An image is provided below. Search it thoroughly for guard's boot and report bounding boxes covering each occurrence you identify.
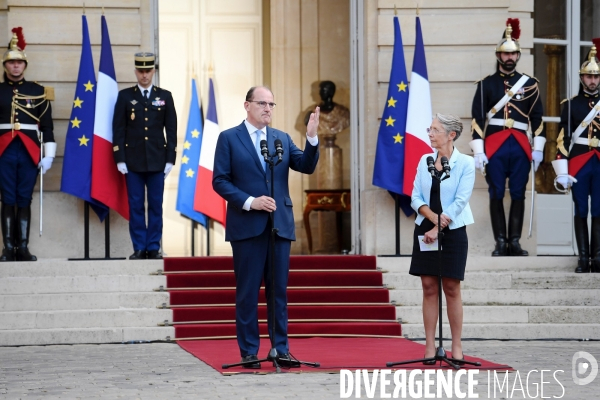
[0,204,16,262]
[574,217,590,273]
[16,206,37,262]
[490,199,508,256]
[507,199,529,256]
[591,217,600,273]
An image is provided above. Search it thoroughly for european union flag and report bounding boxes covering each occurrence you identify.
[176,78,207,226]
[372,15,413,216]
[60,15,108,221]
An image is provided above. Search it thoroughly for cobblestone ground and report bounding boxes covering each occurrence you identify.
[1,340,599,399]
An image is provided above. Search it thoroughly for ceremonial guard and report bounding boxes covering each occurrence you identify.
[112,53,177,260]
[470,19,545,257]
[0,29,55,262]
[552,39,600,273]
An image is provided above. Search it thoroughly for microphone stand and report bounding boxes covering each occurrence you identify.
[387,164,481,370]
[223,142,319,372]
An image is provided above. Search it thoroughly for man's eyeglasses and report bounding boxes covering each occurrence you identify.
[249,101,277,109]
[426,127,445,135]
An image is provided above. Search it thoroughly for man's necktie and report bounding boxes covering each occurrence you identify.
[143,89,149,101]
[255,131,266,171]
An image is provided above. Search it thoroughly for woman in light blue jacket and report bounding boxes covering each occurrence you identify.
[409,113,475,364]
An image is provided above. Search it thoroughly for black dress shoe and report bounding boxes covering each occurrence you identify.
[129,250,147,260]
[241,354,261,369]
[147,250,163,259]
[422,353,436,365]
[276,353,301,368]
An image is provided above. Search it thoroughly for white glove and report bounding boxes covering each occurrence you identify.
[38,157,54,174]
[117,162,128,174]
[532,150,543,172]
[164,163,173,179]
[556,175,572,189]
[473,153,489,173]
[469,139,488,173]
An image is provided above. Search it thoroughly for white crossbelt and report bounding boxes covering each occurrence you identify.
[574,137,600,147]
[569,101,600,152]
[488,118,529,131]
[486,75,530,120]
[0,123,39,132]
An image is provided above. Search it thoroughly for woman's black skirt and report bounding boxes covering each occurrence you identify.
[409,220,468,281]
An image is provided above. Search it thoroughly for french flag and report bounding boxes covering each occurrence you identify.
[402,16,432,196]
[194,78,226,226]
[90,15,129,220]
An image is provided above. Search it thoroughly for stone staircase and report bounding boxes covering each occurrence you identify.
[379,256,600,340]
[0,259,173,346]
[2,256,598,346]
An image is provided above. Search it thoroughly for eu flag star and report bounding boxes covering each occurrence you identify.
[78,134,90,146]
[387,97,397,107]
[83,81,94,92]
[385,116,395,126]
[186,168,195,178]
[393,133,403,144]
[73,97,84,108]
[71,117,81,128]
[183,141,191,150]
[191,129,200,138]
[181,155,190,164]
[397,81,407,92]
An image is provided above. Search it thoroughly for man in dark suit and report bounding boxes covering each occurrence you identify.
[213,86,319,368]
[112,52,177,260]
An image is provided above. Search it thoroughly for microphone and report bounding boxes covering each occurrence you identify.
[426,156,436,177]
[441,156,450,178]
[274,139,284,163]
[260,140,269,162]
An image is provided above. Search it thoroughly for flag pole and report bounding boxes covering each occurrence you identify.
[379,194,410,257]
[191,219,196,256]
[206,218,211,256]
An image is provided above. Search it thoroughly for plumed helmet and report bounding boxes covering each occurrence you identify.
[2,27,27,65]
[579,38,600,75]
[495,19,521,53]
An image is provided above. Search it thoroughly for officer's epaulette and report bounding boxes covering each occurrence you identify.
[473,75,490,85]
[32,81,43,87]
[133,85,138,91]
[560,95,577,104]
[522,73,539,83]
[153,86,160,91]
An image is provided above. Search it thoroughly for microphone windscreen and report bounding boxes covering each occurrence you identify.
[426,156,434,165]
[274,139,283,148]
[441,156,448,164]
[260,140,268,149]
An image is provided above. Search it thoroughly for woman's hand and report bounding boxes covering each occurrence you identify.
[428,213,452,229]
[423,227,438,244]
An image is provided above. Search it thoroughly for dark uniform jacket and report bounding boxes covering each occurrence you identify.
[112,85,177,172]
[0,78,54,149]
[557,88,600,160]
[471,70,544,142]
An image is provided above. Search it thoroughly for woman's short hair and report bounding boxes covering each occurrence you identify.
[436,113,463,140]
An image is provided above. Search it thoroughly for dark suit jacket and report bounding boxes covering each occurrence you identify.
[213,122,319,242]
[112,85,177,172]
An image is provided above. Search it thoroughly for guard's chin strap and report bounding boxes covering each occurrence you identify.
[581,80,600,95]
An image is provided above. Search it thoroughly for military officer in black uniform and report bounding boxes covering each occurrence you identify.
[112,52,177,260]
[470,19,545,257]
[553,40,600,273]
[0,30,55,262]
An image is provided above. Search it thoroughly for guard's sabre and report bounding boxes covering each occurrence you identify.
[480,60,487,176]
[39,135,43,237]
[528,161,535,238]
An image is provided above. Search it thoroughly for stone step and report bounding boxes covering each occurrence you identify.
[0,259,163,278]
[1,292,170,312]
[0,275,167,295]
[401,323,600,340]
[390,289,600,306]
[396,306,600,324]
[378,255,577,273]
[383,272,600,290]
[0,309,172,330]
[0,327,174,346]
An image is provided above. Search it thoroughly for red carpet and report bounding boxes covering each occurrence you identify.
[177,337,513,374]
[163,255,401,339]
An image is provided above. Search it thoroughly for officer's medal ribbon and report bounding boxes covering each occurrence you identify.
[131,108,135,121]
[26,99,32,108]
